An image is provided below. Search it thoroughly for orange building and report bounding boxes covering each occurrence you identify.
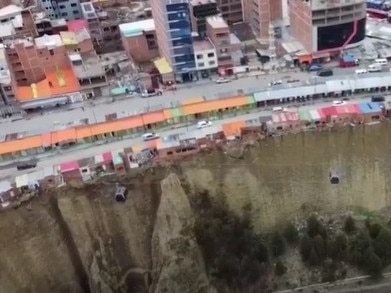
[4,34,80,103]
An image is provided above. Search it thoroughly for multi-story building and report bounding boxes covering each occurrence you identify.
[215,0,242,24]
[193,37,218,76]
[189,0,219,37]
[150,0,195,82]
[289,0,366,56]
[119,19,159,64]
[37,0,83,21]
[80,2,122,53]
[206,16,233,73]
[0,44,14,106]
[61,28,108,97]
[0,5,37,41]
[244,0,283,38]
[4,35,80,105]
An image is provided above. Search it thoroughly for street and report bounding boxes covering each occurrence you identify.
[0,94,375,182]
[0,64,381,135]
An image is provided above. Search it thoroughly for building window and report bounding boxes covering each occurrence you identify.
[220,48,228,53]
[198,62,204,67]
[61,12,68,17]
[207,52,214,57]
[209,61,215,65]
[49,49,54,55]
[196,54,203,60]
[70,3,77,7]
[59,5,65,9]
[73,10,79,14]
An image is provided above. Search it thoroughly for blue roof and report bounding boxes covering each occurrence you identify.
[358,102,382,114]
[112,155,123,165]
[119,19,155,37]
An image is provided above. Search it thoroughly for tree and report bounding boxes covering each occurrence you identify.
[362,248,382,277]
[283,223,299,245]
[373,228,391,266]
[307,215,327,239]
[300,235,313,262]
[275,260,286,276]
[368,223,382,239]
[271,232,286,257]
[309,247,320,266]
[344,215,356,234]
[313,235,327,262]
[329,234,348,261]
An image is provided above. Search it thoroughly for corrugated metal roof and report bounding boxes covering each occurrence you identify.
[0,180,11,193]
[310,109,321,120]
[298,109,311,121]
[321,106,338,116]
[358,102,382,113]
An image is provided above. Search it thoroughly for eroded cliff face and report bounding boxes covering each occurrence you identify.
[0,171,215,293]
[151,174,216,293]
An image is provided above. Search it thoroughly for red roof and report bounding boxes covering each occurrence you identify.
[345,103,359,114]
[284,111,299,121]
[320,106,338,116]
[67,20,88,32]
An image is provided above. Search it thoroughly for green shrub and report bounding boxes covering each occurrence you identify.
[275,260,286,276]
[343,215,356,234]
[283,223,299,245]
[271,232,286,257]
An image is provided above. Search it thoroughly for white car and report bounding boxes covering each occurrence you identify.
[269,80,283,86]
[215,77,230,84]
[272,107,288,112]
[142,132,159,141]
[197,120,212,129]
[333,100,345,105]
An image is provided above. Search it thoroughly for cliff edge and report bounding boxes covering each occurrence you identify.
[151,173,216,293]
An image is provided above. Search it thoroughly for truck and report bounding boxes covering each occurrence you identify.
[339,53,359,67]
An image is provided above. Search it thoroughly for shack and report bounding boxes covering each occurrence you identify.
[113,154,126,176]
[0,180,16,207]
[15,166,60,192]
[357,102,383,123]
[58,160,82,185]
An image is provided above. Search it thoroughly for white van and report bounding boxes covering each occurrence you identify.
[368,64,382,72]
[355,69,368,75]
[374,58,388,66]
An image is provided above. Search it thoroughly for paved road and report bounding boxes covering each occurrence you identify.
[0,64,380,136]
[0,95,374,182]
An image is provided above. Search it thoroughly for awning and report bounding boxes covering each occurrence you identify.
[153,58,173,74]
[58,160,79,172]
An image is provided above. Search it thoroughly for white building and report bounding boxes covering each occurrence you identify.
[38,0,83,20]
[193,38,218,74]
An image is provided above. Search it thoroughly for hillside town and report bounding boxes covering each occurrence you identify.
[3,0,391,291]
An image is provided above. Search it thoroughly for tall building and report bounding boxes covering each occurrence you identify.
[0,5,37,41]
[37,0,83,20]
[206,16,233,71]
[215,0,242,24]
[4,35,80,105]
[289,0,366,55]
[189,0,219,37]
[244,0,283,38]
[150,0,196,81]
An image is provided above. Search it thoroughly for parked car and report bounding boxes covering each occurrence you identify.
[197,120,212,129]
[317,69,333,77]
[215,77,231,84]
[333,100,345,105]
[17,161,37,171]
[142,132,159,141]
[141,89,162,98]
[371,95,385,102]
[268,80,282,86]
[309,64,323,71]
[272,107,288,112]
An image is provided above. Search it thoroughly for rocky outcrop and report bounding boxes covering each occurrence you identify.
[151,173,216,293]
